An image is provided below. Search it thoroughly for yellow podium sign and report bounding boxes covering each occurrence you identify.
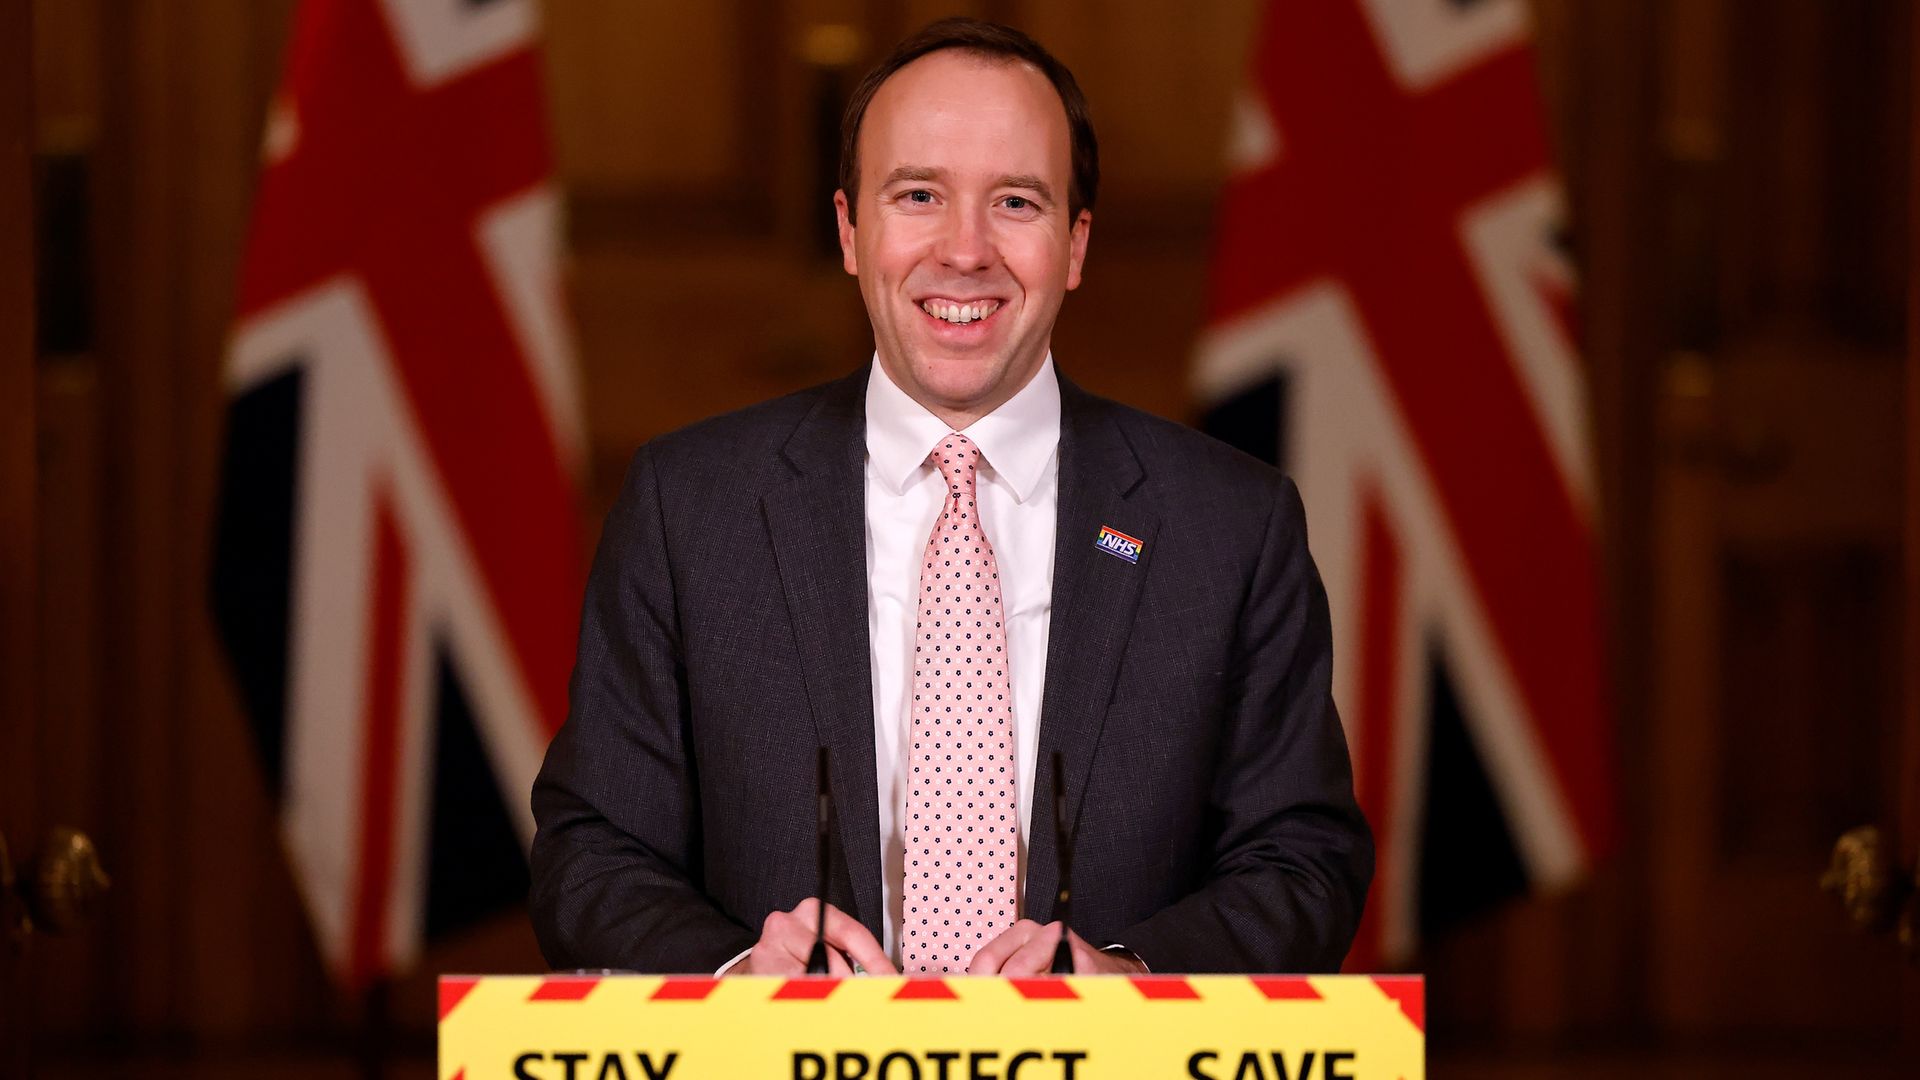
[438,974,1423,1079]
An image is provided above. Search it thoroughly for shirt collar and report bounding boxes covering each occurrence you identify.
[865,354,1062,503]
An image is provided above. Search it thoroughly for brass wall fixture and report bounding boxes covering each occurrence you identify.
[1821,825,1919,964]
[0,826,110,947]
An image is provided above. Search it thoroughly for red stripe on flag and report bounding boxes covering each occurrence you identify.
[438,976,479,1021]
[528,977,601,1002]
[1008,979,1078,1000]
[771,978,842,1000]
[1250,977,1322,1001]
[1346,492,1403,972]
[892,979,959,1000]
[1129,977,1201,1000]
[347,489,411,991]
[1209,10,1550,326]
[650,978,721,1001]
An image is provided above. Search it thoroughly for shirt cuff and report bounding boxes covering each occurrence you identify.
[1101,943,1149,973]
[716,945,754,976]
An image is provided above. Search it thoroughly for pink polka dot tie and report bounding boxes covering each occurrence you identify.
[902,433,1017,974]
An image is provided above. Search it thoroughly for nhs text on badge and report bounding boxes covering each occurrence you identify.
[1095,525,1143,564]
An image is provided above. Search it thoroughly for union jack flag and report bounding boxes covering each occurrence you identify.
[211,0,583,990]
[1193,0,1614,968]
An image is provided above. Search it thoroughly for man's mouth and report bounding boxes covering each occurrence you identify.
[919,298,1003,326]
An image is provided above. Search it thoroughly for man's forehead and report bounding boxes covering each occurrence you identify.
[861,50,1070,158]
[881,48,1053,99]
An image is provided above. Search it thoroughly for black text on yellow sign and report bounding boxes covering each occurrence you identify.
[503,1047,1361,1080]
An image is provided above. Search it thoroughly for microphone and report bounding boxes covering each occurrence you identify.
[1049,752,1074,974]
[806,747,833,975]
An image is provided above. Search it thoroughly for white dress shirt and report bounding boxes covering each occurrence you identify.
[864,356,1060,965]
[718,357,1061,973]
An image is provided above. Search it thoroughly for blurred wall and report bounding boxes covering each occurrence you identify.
[10,0,1916,1075]
[2,11,39,1078]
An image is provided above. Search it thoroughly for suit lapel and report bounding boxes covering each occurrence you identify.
[1025,378,1157,926]
[761,370,885,938]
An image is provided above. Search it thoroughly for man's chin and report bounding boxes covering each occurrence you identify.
[916,350,1012,389]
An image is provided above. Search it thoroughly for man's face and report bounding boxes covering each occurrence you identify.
[836,50,1091,427]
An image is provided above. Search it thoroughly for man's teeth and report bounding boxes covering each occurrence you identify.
[921,300,1000,325]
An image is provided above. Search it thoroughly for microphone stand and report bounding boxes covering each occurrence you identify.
[806,747,833,975]
[1049,752,1074,974]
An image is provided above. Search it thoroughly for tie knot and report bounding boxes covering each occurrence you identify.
[928,433,982,493]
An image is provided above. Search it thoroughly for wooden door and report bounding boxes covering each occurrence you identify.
[1,0,38,1071]
[1643,0,1914,1055]
[1901,7,1920,1051]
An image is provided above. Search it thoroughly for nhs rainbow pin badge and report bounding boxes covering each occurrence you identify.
[1095,525,1144,564]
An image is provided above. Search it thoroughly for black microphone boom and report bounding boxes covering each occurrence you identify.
[1049,752,1073,974]
[806,746,832,975]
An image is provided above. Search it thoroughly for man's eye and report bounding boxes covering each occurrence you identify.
[906,190,934,204]
[1004,196,1031,211]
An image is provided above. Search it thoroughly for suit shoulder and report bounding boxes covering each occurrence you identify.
[1070,389,1309,576]
[1089,394,1293,499]
[625,372,858,487]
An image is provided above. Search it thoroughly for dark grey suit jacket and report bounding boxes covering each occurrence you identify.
[530,366,1372,973]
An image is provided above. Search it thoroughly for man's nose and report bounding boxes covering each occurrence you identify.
[935,204,995,273]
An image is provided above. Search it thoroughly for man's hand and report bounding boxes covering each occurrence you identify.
[729,898,898,976]
[965,920,1148,976]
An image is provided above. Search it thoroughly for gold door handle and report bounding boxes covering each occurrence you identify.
[1821,825,1919,963]
[1,826,111,945]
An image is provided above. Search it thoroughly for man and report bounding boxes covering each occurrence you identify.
[530,18,1371,976]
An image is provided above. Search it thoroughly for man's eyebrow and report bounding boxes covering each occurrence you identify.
[997,175,1054,202]
[882,165,943,186]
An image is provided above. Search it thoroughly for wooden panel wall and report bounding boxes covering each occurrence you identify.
[1648,0,1908,1043]
[1,0,38,1070]
[2,19,39,1080]
[1428,1,1912,1061]
[1,0,38,840]
[1905,0,1920,1052]
[28,0,347,1046]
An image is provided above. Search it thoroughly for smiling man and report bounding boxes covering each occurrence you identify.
[832,44,1090,434]
[530,18,1372,977]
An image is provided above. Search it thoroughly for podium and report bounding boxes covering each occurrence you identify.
[438,974,1424,1079]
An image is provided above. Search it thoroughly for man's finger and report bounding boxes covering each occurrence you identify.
[737,909,805,976]
[965,921,1025,975]
[782,898,859,972]
[820,902,896,974]
[824,943,854,977]
[967,919,1042,975]
[787,897,821,928]
[1065,929,1099,974]
[743,938,803,976]
[999,921,1064,977]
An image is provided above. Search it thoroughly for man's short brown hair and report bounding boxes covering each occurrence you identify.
[838,17,1100,226]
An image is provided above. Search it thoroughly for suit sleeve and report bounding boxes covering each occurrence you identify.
[1111,477,1374,973]
[529,446,758,972]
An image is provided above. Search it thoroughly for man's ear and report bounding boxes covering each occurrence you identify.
[834,189,858,276]
[1065,209,1092,291]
